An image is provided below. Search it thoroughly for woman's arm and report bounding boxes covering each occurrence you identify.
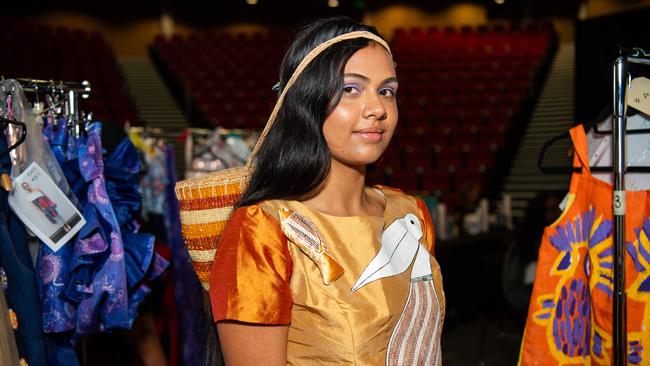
[211,206,293,364]
[217,322,289,365]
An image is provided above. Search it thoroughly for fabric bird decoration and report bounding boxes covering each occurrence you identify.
[353,213,442,366]
[278,208,344,285]
[352,213,430,291]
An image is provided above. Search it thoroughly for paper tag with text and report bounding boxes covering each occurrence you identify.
[8,162,85,252]
[629,77,650,115]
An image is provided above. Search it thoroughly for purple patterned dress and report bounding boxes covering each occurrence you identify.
[39,122,167,365]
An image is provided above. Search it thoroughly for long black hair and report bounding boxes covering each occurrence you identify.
[237,17,385,207]
[204,17,386,366]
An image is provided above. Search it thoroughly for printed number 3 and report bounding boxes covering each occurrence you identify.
[614,191,625,215]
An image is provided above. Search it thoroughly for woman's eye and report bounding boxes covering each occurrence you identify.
[343,85,360,94]
[379,87,396,97]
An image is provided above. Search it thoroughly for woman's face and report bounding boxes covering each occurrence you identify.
[323,43,398,168]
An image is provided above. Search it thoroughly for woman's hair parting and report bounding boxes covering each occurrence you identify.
[237,16,385,207]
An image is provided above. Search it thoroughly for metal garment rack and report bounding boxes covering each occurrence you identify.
[14,78,91,117]
[612,48,650,366]
[4,77,93,364]
[12,78,92,137]
[13,78,91,95]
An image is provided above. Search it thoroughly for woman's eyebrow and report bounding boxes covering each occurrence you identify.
[344,73,398,84]
[344,73,370,82]
[382,77,399,85]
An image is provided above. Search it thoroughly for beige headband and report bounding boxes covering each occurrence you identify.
[247,31,392,163]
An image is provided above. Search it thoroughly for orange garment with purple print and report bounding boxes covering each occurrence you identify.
[519,125,650,365]
[210,186,445,365]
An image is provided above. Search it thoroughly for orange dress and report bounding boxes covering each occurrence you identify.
[210,186,445,365]
[519,126,650,365]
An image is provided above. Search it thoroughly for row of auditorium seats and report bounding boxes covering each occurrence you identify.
[152,32,286,129]
[152,24,554,206]
[369,23,556,209]
[1,19,555,213]
[1,20,138,125]
[151,23,557,211]
[393,22,553,51]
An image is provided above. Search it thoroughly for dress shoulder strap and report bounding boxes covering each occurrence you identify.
[569,125,591,174]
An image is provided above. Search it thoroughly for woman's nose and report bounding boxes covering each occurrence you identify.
[362,92,387,120]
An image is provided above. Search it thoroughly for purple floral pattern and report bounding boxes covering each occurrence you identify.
[532,208,614,362]
[39,122,168,364]
[530,208,650,364]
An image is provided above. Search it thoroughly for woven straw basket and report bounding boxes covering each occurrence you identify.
[174,31,391,291]
[175,167,251,290]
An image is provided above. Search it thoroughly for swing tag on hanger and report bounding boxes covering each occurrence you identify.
[8,162,85,252]
[628,77,650,115]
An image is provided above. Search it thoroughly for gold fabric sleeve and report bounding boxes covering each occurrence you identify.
[209,205,293,324]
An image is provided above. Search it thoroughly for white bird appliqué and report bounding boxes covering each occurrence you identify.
[352,213,432,292]
[352,213,442,365]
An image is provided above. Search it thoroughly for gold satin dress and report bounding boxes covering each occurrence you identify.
[210,186,445,365]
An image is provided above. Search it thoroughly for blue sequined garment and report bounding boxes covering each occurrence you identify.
[40,121,167,365]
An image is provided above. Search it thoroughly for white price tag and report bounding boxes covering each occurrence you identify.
[613,190,626,216]
[628,77,650,116]
[8,162,85,252]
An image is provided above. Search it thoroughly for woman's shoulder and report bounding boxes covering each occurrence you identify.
[375,185,423,207]
[219,201,289,249]
[229,199,293,227]
[376,185,432,223]
[375,185,436,252]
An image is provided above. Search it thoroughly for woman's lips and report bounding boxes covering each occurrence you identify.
[354,128,384,142]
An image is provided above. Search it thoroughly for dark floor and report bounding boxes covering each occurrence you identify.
[442,310,525,366]
[437,230,527,366]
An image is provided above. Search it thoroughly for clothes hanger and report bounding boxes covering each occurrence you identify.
[0,117,27,191]
[537,106,650,174]
[0,90,28,191]
[0,118,27,159]
[590,106,650,135]
[538,131,650,173]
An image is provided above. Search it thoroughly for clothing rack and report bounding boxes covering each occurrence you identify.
[9,78,93,137]
[612,47,650,366]
[13,78,91,97]
[536,47,650,364]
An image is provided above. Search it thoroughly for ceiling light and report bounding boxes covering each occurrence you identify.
[328,0,339,7]
[246,0,258,4]
[494,0,505,4]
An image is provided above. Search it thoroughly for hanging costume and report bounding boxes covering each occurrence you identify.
[0,285,21,365]
[39,121,168,365]
[0,136,48,366]
[519,125,650,365]
[163,145,206,366]
[210,186,445,365]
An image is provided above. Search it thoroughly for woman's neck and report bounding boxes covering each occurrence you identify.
[300,160,384,217]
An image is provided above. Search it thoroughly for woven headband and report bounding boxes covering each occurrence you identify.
[247,30,392,163]
[174,30,391,291]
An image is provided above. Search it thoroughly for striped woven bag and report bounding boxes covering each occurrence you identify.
[174,31,391,291]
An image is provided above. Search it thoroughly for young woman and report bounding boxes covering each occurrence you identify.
[210,17,445,365]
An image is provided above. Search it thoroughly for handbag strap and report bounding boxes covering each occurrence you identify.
[246,31,392,166]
